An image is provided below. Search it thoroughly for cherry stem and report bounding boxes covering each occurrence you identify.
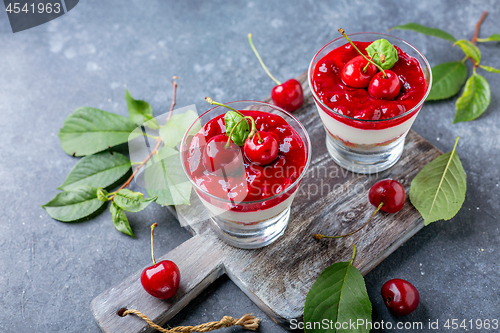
[205,97,245,117]
[166,76,179,123]
[350,244,357,265]
[314,202,384,240]
[472,11,487,44]
[248,33,282,86]
[338,28,387,78]
[150,223,158,265]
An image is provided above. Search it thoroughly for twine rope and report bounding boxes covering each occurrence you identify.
[120,308,259,333]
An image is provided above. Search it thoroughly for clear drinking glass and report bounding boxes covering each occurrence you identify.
[308,32,432,174]
[180,101,311,249]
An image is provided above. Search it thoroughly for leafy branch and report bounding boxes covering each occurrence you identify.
[391,10,499,123]
[43,78,197,237]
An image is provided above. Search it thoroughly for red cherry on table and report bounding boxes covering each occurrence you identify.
[141,223,180,300]
[381,279,420,316]
[341,55,377,88]
[368,70,401,100]
[271,79,304,112]
[368,178,406,213]
[202,134,243,176]
[244,131,279,166]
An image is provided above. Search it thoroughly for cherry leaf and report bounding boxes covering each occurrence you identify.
[42,185,106,222]
[410,138,466,226]
[390,23,456,42]
[477,34,500,43]
[453,40,481,64]
[365,39,398,70]
[110,202,134,237]
[224,111,249,146]
[303,245,371,333]
[59,107,139,156]
[58,152,131,191]
[479,65,500,74]
[427,62,468,101]
[454,74,491,123]
[113,189,157,213]
[159,110,199,147]
[125,90,159,129]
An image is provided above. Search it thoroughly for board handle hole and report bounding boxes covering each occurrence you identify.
[117,308,127,317]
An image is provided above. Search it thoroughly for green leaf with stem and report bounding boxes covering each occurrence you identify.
[58,151,131,191]
[159,110,199,147]
[59,107,139,156]
[410,137,466,225]
[125,90,159,129]
[390,23,456,42]
[365,39,398,70]
[303,244,371,333]
[97,187,110,202]
[110,202,134,237]
[454,73,491,123]
[224,111,250,146]
[454,40,481,64]
[479,65,500,74]
[476,34,500,42]
[113,189,157,212]
[427,62,468,101]
[144,147,192,205]
[42,185,106,222]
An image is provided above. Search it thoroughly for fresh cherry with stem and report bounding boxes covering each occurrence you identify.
[338,28,401,100]
[314,179,405,239]
[381,279,420,316]
[341,55,377,88]
[140,223,180,300]
[203,134,243,176]
[248,33,304,112]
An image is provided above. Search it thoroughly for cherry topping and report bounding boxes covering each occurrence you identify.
[341,55,377,88]
[249,33,304,112]
[202,134,243,176]
[244,131,279,166]
[368,70,401,100]
[381,279,420,316]
[141,223,180,300]
[368,178,406,213]
[271,79,304,112]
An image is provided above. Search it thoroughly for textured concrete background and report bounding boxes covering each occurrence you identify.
[0,0,499,332]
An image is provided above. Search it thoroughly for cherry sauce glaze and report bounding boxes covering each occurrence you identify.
[184,111,307,213]
[312,41,427,130]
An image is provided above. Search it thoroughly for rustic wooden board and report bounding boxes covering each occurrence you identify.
[91,71,441,332]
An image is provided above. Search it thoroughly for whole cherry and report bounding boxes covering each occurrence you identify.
[249,33,304,112]
[368,70,401,100]
[314,178,405,239]
[202,134,243,176]
[341,55,377,88]
[141,223,180,300]
[244,131,279,166]
[381,279,420,316]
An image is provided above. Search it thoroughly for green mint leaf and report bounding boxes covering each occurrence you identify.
[125,90,159,129]
[159,110,200,147]
[42,185,106,222]
[477,34,500,42]
[57,152,131,191]
[303,246,371,333]
[97,187,109,202]
[410,138,466,226]
[390,23,456,42]
[145,147,192,205]
[110,202,134,237]
[113,189,156,212]
[479,65,500,74]
[59,107,139,156]
[453,40,481,64]
[454,74,491,123]
[224,111,249,146]
[365,39,399,70]
[426,62,468,101]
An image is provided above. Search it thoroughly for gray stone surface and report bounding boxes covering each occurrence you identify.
[0,0,499,332]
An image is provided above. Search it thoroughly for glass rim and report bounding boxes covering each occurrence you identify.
[180,100,312,205]
[307,32,433,123]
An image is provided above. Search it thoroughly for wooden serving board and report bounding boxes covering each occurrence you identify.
[91,71,441,332]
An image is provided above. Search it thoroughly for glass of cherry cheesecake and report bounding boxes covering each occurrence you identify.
[180,100,311,249]
[308,32,432,174]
